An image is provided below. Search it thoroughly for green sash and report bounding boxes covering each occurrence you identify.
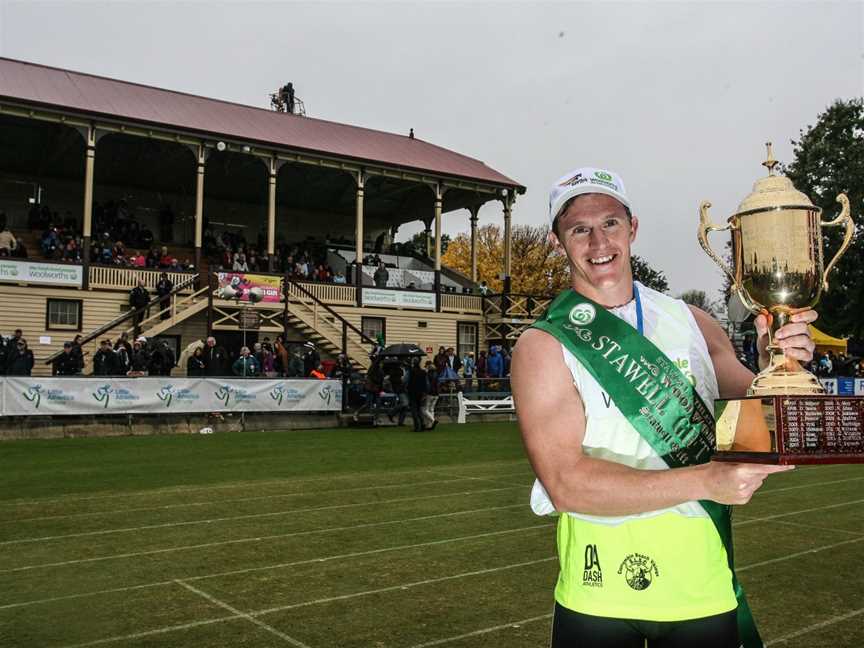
[531,288,762,648]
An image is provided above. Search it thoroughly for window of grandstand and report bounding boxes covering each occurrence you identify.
[457,322,478,359]
[46,299,82,331]
[361,316,385,343]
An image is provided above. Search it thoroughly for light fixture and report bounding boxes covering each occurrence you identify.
[216,141,226,152]
[242,145,251,153]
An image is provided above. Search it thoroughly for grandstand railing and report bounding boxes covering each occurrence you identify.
[89,266,196,293]
[439,293,482,315]
[295,281,357,306]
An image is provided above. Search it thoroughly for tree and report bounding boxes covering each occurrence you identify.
[442,223,671,296]
[784,98,864,339]
[408,231,450,257]
[679,289,719,316]
[631,255,669,293]
[442,223,570,294]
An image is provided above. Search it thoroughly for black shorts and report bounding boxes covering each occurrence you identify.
[550,603,739,648]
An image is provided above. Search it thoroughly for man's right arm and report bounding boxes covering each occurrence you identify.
[511,328,791,515]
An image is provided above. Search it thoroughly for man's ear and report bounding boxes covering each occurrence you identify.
[629,215,639,243]
[548,230,565,256]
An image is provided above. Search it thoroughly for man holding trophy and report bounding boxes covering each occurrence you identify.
[511,153,849,646]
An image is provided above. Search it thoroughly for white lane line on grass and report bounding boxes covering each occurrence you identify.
[0,485,523,546]
[62,556,556,647]
[176,580,311,648]
[60,614,240,648]
[754,475,864,497]
[0,460,531,508]
[425,469,532,487]
[733,496,864,527]
[407,614,553,647]
[1,503,528,573]
[737,535,864,572]
[5,473,529,524]
[252,556,558,617]
[765,606,864,645]
[0,523,554,611]
[734,515,864,537]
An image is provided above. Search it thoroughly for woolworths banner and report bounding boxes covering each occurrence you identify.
[0,260,83,287]
[2,377,341,416]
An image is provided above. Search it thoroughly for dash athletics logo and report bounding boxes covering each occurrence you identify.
[569,303,596,326]
[582,544,603,588]
[618,553,659,591]
[92,384,114,409]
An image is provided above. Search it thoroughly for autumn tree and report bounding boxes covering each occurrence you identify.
[679,289,719,316]
[442,223,671,295]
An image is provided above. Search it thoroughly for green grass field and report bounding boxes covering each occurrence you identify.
[0,422,862,647]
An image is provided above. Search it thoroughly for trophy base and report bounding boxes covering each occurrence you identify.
[748,360,825,397]
[713,395,864,465]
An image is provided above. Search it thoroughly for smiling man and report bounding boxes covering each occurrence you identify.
[511,168,817,648]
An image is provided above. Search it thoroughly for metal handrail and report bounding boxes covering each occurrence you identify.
[44,274,199,364]
[287,279,377,347]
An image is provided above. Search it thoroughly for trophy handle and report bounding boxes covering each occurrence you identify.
[820,194,853,291]
[698,200,741,293]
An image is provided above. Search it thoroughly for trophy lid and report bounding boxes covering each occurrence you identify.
[734,142,819,216]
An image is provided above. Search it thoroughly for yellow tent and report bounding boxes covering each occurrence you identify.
[809,325,848,354]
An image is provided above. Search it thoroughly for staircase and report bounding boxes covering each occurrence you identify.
[45,274,210,374]
[284,281,374,371]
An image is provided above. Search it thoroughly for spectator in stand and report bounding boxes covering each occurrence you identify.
[333,271,346,284]
[329,354,352,381]
[129,279,150,335]
[156,272,173,320]
[476,350,488,382]
[149,340,175,376]
[63,238,80,262]
[445,347,462,382]
[233,253,249,272]
[478,281,490,295]
[407,358,429,431]
[41,227,60,259]
[233,346,259,377]
[93,339,118,376]
[53,342,79,376]
[0,225,17,256]
[373,261,389,288]
[159,246,172,269]
[203,337,228,376]
[6,338,34,376]
[187,347,206,376]
[114,334,132,375]
[855,360,864,378]
[273,335,289,376]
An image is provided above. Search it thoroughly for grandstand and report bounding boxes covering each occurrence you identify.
[0,56,544,391]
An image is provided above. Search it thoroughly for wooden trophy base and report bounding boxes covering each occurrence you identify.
[712,395,864,465]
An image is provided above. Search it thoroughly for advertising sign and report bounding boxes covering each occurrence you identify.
[3,378,341,416]
[362,288,436,310]
[0,260,83,287]
[215,273,282,303]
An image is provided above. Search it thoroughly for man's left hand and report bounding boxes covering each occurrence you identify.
[755,309,818,370]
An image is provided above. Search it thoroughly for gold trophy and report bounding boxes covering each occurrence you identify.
[698,143,862,464]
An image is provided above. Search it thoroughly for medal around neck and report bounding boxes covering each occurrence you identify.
[699,143,862,464]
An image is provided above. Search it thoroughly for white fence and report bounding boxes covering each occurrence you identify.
[1,377,342,416]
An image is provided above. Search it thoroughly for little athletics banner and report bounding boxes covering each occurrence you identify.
[3,378,341,416]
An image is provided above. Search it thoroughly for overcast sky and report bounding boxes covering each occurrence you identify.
[1,1,861,297]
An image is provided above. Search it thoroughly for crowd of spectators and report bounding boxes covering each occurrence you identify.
[52,332,176,377]
[804,351,864,378]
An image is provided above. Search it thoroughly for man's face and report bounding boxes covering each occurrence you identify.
[551,194,638,292]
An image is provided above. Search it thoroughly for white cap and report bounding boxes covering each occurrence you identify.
[548,167,631,225]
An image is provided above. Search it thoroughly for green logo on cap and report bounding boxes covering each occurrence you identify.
[594,171,613,182]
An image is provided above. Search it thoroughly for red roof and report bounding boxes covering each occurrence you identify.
[0,57,522,189]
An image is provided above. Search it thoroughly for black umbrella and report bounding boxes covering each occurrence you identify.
[380,343,426,358]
